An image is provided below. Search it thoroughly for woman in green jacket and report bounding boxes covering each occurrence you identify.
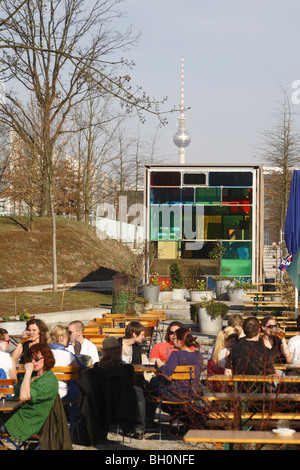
[0,343,58,443]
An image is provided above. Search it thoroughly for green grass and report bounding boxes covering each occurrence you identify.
[0,290,113,318]
[0,215,137,317]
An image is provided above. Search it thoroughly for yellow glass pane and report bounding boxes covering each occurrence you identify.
[157,241,178,259]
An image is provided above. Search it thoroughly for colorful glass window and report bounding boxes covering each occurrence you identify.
[195,187,221,205]
[150,188,181,204]
[209,172,253,187]
[150,205,181,240]
[183,173,206,185]
[222,188,252,205]
[150,171,181,186]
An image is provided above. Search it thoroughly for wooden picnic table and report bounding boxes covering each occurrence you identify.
[183,429,300,449]
[0,399,23,413]
[133,364,156,373]
[206,374,300,383]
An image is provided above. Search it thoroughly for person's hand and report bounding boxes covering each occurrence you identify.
[155,359,164,370]
[24,362,34,374]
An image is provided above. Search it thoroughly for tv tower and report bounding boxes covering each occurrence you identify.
[173,55,191,164]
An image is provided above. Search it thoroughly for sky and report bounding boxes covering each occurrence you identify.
[120,0,300,166]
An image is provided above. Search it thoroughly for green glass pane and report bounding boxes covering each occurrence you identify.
[221,241,252,276]
[221,259,252,277]
[195,187,221,204]
[150,206,181,240]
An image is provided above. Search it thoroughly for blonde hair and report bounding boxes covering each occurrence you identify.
[50,325,69,344]
[212,326,239,364]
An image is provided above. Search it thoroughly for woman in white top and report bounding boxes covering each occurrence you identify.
[49,325,81,400]
[0,328,16,380]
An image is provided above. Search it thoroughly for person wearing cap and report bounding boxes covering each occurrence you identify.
[75,336,144,444]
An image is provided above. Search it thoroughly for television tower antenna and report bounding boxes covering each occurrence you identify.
[173,55,191,164]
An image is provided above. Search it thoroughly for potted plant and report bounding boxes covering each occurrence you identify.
[189,278,215,302]
[142,272,161,304]
[160,280,172,302]
[169,261,185,300]
[170,261,185,300]
[226,278,256,302]
[197,299,229,334]
[209,241,234,300]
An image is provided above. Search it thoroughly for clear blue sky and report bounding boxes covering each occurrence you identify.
[121,0,300,165]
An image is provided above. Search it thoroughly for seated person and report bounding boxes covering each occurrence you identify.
[74,337,142,444]
[118,321,145,365]
[225,316,275,392]
[145,327,203,425]
[149,321,184,363]
[207,326,239,392]
[11,319,49,364]
[227,313,246,339]
[49,325,85,402]
[288,316,300,364]
[66,321,99,365]
[261,315,292,364]
[0,328,16,380]
[0,343,58,443]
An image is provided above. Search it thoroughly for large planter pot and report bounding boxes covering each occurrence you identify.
[142,285,160,304]
[160,291,173,302]
[226,288,246,302]
[171,288,185,300]
[190,290,215,302]
[227,288,256,302]
[214,279,234,300]
[198,307,223,335]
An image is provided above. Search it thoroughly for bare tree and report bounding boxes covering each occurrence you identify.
[0,0,166,291]
[256,85,300,242]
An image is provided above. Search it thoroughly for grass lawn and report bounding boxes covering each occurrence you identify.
[0,290,113,318]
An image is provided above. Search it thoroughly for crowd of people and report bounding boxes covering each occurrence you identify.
[1,310,300,446]
[0,317,204,445]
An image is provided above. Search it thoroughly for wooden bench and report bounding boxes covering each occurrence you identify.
[0,379,16,396]
[183,429,300,449]
[51,366,80,381]
[101,327,126,338]
[83,326,101,335]
[204,374,300,428]
[244,300,290,309]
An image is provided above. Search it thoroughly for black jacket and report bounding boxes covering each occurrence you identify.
[76,364,140,445]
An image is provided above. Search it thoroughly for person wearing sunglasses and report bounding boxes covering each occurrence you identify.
[0,328,16,380]
[149,321,184,363]
[261,316,292,364]
[0,343,58,444]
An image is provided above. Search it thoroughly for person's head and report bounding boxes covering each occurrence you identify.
[212,326,239,363]
[172,327,199,351]
[260,316,277,337]
[0,328,10,352]
[50,325,69,348]
[24,342,55,374]
[124,321,145,343]
[228,314,244,337]
[98,337,122,370]
[242,316,260,339]
[68,321,84,344]
[164,321,184,344]
[26,319,49,343]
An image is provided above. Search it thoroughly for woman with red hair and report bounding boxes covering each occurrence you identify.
[0,343,58,443]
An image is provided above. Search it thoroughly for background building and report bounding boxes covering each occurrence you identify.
[144,163,264,285]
